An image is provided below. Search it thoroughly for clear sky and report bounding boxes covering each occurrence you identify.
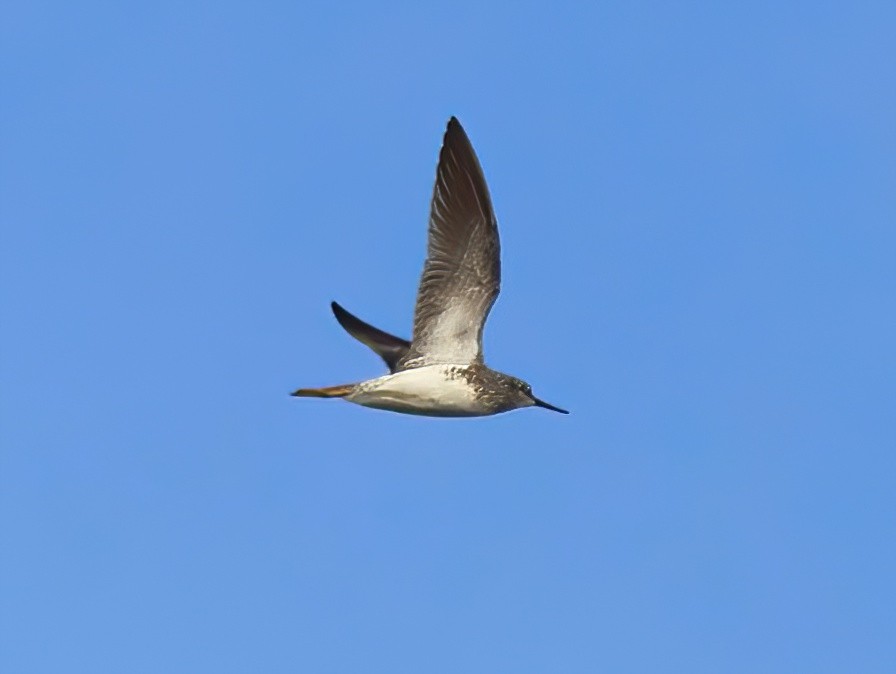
[2,2,894,672]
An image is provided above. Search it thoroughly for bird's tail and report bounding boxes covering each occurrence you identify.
[290,383,356,398]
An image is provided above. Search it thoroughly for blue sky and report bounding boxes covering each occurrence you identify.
[2,2,894,672]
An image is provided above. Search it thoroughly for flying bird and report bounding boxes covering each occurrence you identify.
[292,117,568,417]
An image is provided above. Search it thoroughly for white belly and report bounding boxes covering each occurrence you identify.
[345,365,486,417]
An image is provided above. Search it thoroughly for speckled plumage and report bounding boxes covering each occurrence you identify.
[292,117,568,417]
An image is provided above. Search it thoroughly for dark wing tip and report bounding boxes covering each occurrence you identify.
[330,300,355,333]
[444,116,470,147]
[436,117,491,214]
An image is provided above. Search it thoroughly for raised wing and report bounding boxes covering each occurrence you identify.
[331,301,410,373]
[397,117,500,370]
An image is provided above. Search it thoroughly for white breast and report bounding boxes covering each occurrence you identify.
[345,365,486,417]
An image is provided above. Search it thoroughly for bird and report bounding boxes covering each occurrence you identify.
[291,117,568,417]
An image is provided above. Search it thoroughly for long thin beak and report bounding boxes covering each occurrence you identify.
[531,396,569,414]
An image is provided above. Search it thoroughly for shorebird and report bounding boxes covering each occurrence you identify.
[292,117,568,417]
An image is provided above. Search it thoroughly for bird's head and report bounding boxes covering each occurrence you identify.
[503,376,569,414]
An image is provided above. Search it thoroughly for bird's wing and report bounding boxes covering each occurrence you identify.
[331,301,410,373]
[397,117,500,370]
